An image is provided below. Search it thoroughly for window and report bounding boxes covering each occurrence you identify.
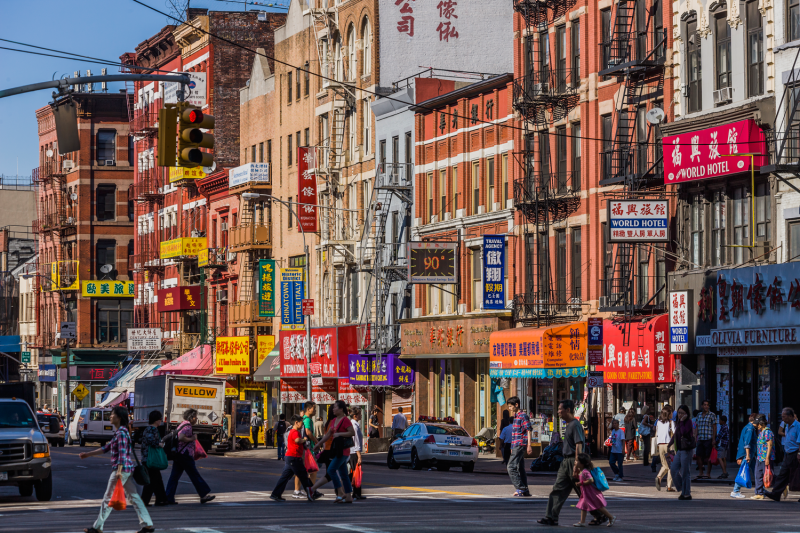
[296,131,301,154]
[716,15,732,90]
[601,9,612,71]
[472,161,480,214]
[391,211,400,261]
[691,194,705,267]
[602,115,613,180]
[635,0,647,60]
[348,26,356,81]
[733,186,750,263]
[305,128,310,147]
[638,245,649,305]
[97,130,116,163]
[405,131,412,175]
[289,255,307,267]
[96,185,116,221]
[656,244,666,305]
[556,229,567,305]
[439,169,447,217]
[350,110,357,160]
[362,18,372,75]
[392,136,399,165]
[379,139,386,169]
[97,240,116,279]
[540,131,551,183]
[789,221,800,261]
[571,228,581,300]
[251,145,257,163]
[556,25,567,90]
[501,153,509,208]
[711,190,726,266]
[556,126,567,192]
[472,249,482,311]
[602,222,612,296]
[296,68,301,100]
[127,240,134,280]
[572,123,581,190]
[288,135,293,166]
[321,115,329,167]
[305,63,310,96]
[687,19,702,112]
[791,0,800,41]
[288,196,294,228]
[427,172,434,221]
[287,71,293,102]
[636,107,647,175]
[97,300,133,343]
[571,21,580,87]
[363,99,371,154]
[538,233,551,302]
[267,140,273,176]
[747,1,764,97]
[756,182,771,241]
[487,158,495,212]
[452,165,458,218]
[259,142,264,162]
[539,31,550,84]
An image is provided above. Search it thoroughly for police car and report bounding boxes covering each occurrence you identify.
[387,417,478,472]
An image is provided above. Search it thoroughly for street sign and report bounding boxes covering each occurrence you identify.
[71,383,89,401]
[311,374,323,386]
[302,299,314,316]
[587,371,604,388]
[588,347,603,366]
[60,321,77,340]
[21,351,31,364]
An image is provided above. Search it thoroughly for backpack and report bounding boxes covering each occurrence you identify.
[591,467,609,492]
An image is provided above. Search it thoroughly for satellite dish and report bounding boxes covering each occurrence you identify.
[646,108,666,125]
[70,193,78,201]
[100,264,113,274]
[46,149,54,158]
[202,162,217,174]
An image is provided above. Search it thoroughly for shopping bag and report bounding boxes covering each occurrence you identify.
[353,464,362,488]
[147,446,169,470]
[735,459,753,489]
[108,477,127,511]
[709,448,719,466]
[603,437,612,448]
[764,464,774,489]
[634,439,639,451]
[304,449,319,472]
[194,440,208,461]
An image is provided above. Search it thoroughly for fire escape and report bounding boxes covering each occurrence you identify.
[763,48,800,175]
[597,0,668,317]
[512,0,580,326]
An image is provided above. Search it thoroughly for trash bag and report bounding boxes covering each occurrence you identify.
[530,439,564,472]
[735,459,753,489]
[108,477,127,511]
[765,464,773,489]
[304,449,319,472]
[353,464,362,488]
[194,440,208,461]
[709,448,718,466]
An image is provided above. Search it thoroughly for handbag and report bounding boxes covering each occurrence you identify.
[764,464,774,488]
[131,443,151,486]
[638,416,651,437]
[330,417,355,457]
[735,459,753,489]
[146,445,169,470]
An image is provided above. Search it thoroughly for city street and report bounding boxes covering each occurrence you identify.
[1,447,799,533]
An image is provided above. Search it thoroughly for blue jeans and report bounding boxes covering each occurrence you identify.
[754,460,766,495]
[277,436,286,459]
[609,452,624,478]
[733,458,756,493]
[165,452,211,502]
[327,454,353,493]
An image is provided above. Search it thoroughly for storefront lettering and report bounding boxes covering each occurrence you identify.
[767,277,785,310]
[698,287,714,322]
[710,327,798,346]
[747,273,766,315]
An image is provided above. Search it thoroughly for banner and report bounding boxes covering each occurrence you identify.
[230,162,270,188]
[482,235,505,310]
[160,237,207,259]
[297,147,318,233]
[215,336,250,375]
[157,286,205,312]
[281,268,305,330]
[168,167,206,184]
[198,249,209,267]
[258,259,276,317]
[82,280,135,297]
[348,353,415,386]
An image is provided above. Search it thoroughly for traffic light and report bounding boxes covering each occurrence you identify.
[157,104,178,167]
[177,103,215,168]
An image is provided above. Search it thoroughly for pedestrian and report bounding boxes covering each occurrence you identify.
[716,414,730,479]
[391,406,408,438]
[668,405,696,500]
[164,408,215,505]
[313,405,336,496]
[694,400,717,479]
[269,415,315,502]
[348,407,365,500]
[498,416,513,466]
[623,409,637,461]
[505,396,532,497]
[730,413,758,499]
[293,401,319,499]
[79,406,154,533]
[654,407,676,492]
[764,407,800,501]
[639,407,654,466]
[368,407,381,439]
[608,419,625,482]
[274,414,287,460]
[310,400,356,503]
[140,410,167,507]
[572,453,616,527]
[777,409,796,452]
[612,407,626,428]
[315,415,326,440]
[251,410,262,449]
[751,415,774,500]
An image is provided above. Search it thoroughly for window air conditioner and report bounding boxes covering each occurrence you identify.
[220,222,228,232]
[712,87,733,105]
[599,296,609,308]
[62,160,75,171]
[227,252,236,262]
[216,290,228,302]
[534,83,550,96]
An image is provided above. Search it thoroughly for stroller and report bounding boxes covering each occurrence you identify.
[530,433,564,472]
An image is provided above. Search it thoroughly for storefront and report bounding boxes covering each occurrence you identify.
[347,353,413,437]
[401,315,512,437]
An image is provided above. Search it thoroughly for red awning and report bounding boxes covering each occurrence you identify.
[154,344,213,376]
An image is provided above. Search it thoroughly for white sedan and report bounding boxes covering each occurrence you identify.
[387,422,478,472]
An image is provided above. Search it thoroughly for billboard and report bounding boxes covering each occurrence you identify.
[408,242,457,284]
[229,162,270,188]
[82,280,135,297]
[215,336,250,375]
[160,237,207,259]
[607,199,669,242]
[258,259,276,317]
[127,328,162,352]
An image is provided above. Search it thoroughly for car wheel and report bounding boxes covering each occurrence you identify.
[387,449,400,469]
[462,461,475,473]
[18,483,33,497]
[67,435,74,445]
[410,449,423,470]
[437,463,451,471]
[35,472,53,501]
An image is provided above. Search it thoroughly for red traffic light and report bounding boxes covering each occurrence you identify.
[188,109,203,124]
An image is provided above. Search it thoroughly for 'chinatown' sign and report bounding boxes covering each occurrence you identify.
[607,200,669,242]
[281,268,304,329]
[82,280,135,297]
[215,336,250,375]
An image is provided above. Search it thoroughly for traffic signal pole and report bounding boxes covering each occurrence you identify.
[0,73,190,99]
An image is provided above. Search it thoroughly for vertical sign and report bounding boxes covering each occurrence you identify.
[257,334,276,367]
[482,235,505,310]
[281,268,305,330]
[669,290,691,353]
[587,317,603,366]
[258,259,276,317]
[297,147,318,233]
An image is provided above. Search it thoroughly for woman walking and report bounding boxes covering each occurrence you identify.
[751,415,774,500]
[310,400,356,503]
[141,410,168,506]
[349,407,365,500]
[639,407,654,466]
[79,406,154,533]
[623,409,637,461]
[668,405,697,500]
[654,408,676,492]
[165,408,215,505]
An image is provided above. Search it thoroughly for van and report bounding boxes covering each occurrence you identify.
[76,408,116,446]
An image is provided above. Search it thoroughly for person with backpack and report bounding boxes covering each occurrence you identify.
[140,410,168,507]
[572,452,615,527]
[79,405,154,533]
[251,410,262,449]
[164,408,216,505]
[274,414,287,460]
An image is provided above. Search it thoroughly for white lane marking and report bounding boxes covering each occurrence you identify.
[246,490,273,496]
[326,524,390,533]
[181,529,228,533]
[605,490,658,498]
[75,465,87,468]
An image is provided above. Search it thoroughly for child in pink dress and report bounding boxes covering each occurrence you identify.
[574,453,616,527]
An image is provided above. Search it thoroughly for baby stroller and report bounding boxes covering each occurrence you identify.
[530,433,563,472]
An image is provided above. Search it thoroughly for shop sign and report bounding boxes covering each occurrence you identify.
[669,291,692,354]
[709,327,800,347]
[198,249,209,267]
[281,268,304,330]
[127,328,162,352]
[163,71,207,106]
[297,147,318,232]
[489,322,587,378]
[597,316,674,383]
[348,353,415,386]
[157,286,204,312]
[408,242,458,284]
[281,377,337,403]
[257,335,275,367]
[225,381,239,397]
[229,162,270,188]
[72,366,119,381]
[587,371,604,388]
[82,280,135,297]
[280,325,358,379]
[696,335,712,347]
[258,260,276,317]
[168,167,206,184]
[662,119,768,184]
[402,317,507,356]
[160,237,207,259]
[482,235,505,309]
[338,379,368,405]
[215,336,250,375]
[38,364,57,382]
[607,199,668,242]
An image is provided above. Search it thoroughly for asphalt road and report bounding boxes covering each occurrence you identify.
[2,446,800,533]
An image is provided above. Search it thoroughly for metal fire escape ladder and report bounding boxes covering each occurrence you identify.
[764,47,800,173]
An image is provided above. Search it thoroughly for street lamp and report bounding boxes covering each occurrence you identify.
[241,192,313,403]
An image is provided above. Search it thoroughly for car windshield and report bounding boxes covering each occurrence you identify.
[0,403,37,429]
[425,424,469,436]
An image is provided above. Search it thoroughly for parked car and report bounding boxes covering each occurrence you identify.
[73,408,115,446]
[387,422,478,472]
[67,408,90,445]
[37,413,65,447]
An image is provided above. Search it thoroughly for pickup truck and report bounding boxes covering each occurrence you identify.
[0,397,56,500]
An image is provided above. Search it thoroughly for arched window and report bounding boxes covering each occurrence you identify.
[362,17,372,76]
[335,37,343,82]
[348,25,356,81]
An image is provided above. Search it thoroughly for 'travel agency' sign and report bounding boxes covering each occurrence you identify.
[482,235,505,310]
[607,200,669,242]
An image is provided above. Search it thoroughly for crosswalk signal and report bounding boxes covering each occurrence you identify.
[178,103,215,168]
[157,104,178,167]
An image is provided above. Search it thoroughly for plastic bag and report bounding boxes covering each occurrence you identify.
[735,459,753,489]
[108,477,127,511]
[603,437,612,448]
[709,447,718,466]
[353,464,362,488]
[765,464,773,488]
[194,440,208,461]
[304,449,319,472]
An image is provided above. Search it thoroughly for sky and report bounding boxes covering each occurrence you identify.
[0,0,288,180]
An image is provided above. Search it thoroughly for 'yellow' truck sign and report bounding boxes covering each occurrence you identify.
[174,386,218,398]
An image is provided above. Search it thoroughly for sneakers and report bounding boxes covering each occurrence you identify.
[656,477,662,491]
[200,495,216,504]
[612,476,620,482]
[292,490,304,499]
[730,491,745,499]
[573,523,587,527]
[750,495,764,500]
[269,495,286,502]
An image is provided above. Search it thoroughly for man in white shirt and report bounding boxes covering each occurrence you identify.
[392,407,408,437]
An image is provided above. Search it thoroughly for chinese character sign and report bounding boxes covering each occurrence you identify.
[348,353,415,386]
[281,268,305,330]
[160,237,208,259]
[81,281,135,298]
[297,147,318,233]
[215,336,251,375]
[669,290,691,354]
[597,316,674,383]
[257,334,276,367]
[259,259,276,317]
[482,235,505,310]
[229,162,270,188]
[607,199,669,242]
[168,166,207,183]
[489,322,587,378]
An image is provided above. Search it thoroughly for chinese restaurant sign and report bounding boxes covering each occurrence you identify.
[259,259,276,317]
[157,286,205,312]
[160,237,208,259]
[482,235,505,310]
[297,147,318,233]
[597,316,674,383]
[607,200,669,242]
[402,317,509,356]
[281,268,304,330]
[215,336,250,375]
[489,322,587,378]
[81,280,134,297]
[662,119,767,184]
[168,166,206,183]
[348,353,415,386]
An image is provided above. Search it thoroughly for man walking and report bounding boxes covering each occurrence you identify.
[764,408,800,501]
[274,414,287,460]
[251,410,262,449]
[392,407,408,438]
[694,400,717,479]
[293,401,318,499]
[731,413,758,498]
[505,396,532,497]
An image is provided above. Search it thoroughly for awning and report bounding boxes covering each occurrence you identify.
[99,391,127,408]
[489,322,588,378]
[102,363,160,393]
[154,344,212,376]
[253,348,280,381]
